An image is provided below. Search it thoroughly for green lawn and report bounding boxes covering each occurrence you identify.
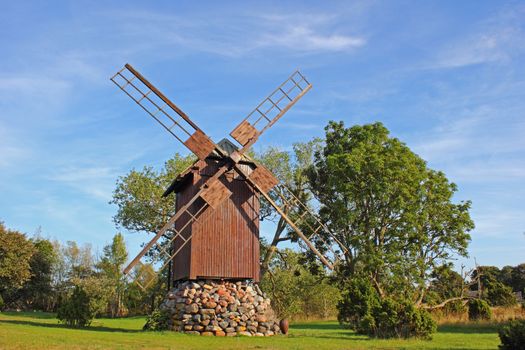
[0,312,500,350]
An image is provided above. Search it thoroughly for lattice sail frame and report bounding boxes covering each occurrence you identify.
[111,64,342,290]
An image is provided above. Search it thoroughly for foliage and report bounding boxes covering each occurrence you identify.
[62,241,94,280]
[498,319,525,350]
[471,266,518,307]
[426,263,465,305]
[338,278,436,339]
[338,277,380,330]
[111,153,195,236]
[260,249,341,320]
[308,121,474,304]
[0,222,36,291]
[16,238,57,311]
[0,294,4,310]
[98,233,128,317]
[485,280,517,307]
[143,308,170,331]
[124,263,158,315]
[57,286,94,327]
[443,299,468,315]
[256,140,322,276]
[72,276,112,317]
[468,299,492,321]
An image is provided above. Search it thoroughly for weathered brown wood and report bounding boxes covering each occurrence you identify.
[230,120,258,146]
[124,64,202,132]
[239,83,312,154]
[231,161,334,270]
[249,165,279,193]
[122,163,230,275]
[200,178,232,209]
[173,159,260,282]
[184,130,216,160]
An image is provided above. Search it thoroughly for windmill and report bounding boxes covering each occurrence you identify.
[110,64,344,290]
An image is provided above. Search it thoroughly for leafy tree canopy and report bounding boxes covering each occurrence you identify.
[308,121,474,304]
[0,222,35,291]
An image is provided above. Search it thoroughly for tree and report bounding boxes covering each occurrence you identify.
[111,153,195,239]
[256,139,321,276]
[17,238,57,311]
[124,263,158,315]
[308,121,474,305]
[98,233,128,317]
[426,263,465,305]
[0,222,35,293]
[57,286,94,327]
[260,248,340,320]
[62,241,94,280]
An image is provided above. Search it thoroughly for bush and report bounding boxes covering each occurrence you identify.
[443,299,467,315]
[498,319,525,350]
[143,308,170,331]
[57,286,94,327]
[338,278,379,330]
[338,278,436,339]
[468,299,492,321]
[0,294,4,310]
[361,298,436,339]
[485,280,517,307]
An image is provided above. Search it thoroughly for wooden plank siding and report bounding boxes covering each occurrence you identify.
[172,158,260,282]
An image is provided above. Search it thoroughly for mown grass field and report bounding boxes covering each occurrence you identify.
[0,312,500,350]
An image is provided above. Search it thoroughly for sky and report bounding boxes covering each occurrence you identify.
[0,1,524,269]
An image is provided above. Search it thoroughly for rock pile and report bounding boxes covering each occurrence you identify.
[160,279,282,336]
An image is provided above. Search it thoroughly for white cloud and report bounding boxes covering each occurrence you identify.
[49,166,119,201]
[103,9,366,57]
[257,24,365,53]
[427,6,525,69]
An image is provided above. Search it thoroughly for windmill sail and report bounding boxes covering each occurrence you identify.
[111,64,216,160]
[111,65,331,289]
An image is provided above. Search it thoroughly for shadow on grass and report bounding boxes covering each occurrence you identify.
[0,319,142,333]
[438,323,499,334]
[290,323,343,331]
[1,311,57,319]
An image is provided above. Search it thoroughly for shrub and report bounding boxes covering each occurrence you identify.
[485,280,517,307]
[0,294,4,310]
[338,278,436,339]
[338,278,380,330]
[360,298,436,339]
[468,299,492,321]
[57,286,94,327]
[498,319,525,350]
[143,308,170,331]
[443,299,467,315]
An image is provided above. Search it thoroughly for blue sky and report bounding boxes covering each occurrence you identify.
[0,1,523,268]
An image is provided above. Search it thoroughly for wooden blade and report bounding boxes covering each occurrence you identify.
[122,164,231,275]
[228,160,338,270]
[230,70,312,153]
[111,64,216,160]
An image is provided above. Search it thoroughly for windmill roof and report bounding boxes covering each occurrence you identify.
[162,138,254,197]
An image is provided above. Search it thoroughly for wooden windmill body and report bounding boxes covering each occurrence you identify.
[110,64,345,289]
[165,140,261,282]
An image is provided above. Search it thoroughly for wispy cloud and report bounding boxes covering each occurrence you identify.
[426,5,525,69]
[49,166,118,201]
[104,9,366,58]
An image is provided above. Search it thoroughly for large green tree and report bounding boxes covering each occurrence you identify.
[0,222,35,292]
[111,153,195,237]
[308,121,474,304]
[17,238,57,311]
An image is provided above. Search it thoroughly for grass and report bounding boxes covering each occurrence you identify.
[0,312,501,350]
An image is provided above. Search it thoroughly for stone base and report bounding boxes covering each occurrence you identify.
[159,279,282,336]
